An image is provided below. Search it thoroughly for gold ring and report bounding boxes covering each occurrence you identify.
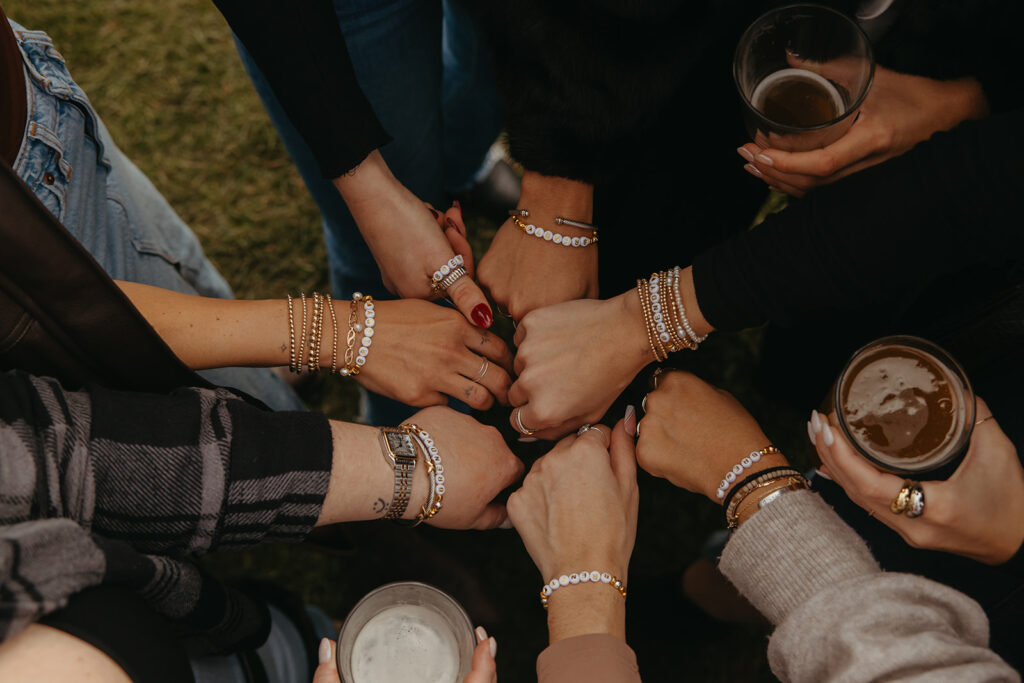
[514,407,537,436]
[889,479,917,515]
[641,394,649,413]
[470,358,489,383]
[649,367,672,391]
[975,415,995,426]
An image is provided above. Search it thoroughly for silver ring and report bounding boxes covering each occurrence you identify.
[641,394,649,413]
[577,424,595,436]
[470,358,489,383]
[513,407,537,436]
[431,265,468,293]
[905,485,925,518]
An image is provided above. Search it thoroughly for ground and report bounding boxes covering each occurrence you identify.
[6,2,813,680]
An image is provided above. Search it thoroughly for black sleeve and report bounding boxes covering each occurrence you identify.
[213,0,391,178]
[692,108,1024,331]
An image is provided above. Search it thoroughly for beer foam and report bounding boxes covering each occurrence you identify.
[351,604,460,683]
[750,68,845,117]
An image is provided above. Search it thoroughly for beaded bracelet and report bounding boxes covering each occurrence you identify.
[430,254,465,291]
[326,294,339,374]
[402,424,445,527]
[714,445,782,500]
[510,213,597,248]
[636,278,668,362]
[725,469,805,529]
[720,464,796,512]
[734,476,809,526]
[539,571,627,609]
[510,208,599,233]
[340,293,375,376]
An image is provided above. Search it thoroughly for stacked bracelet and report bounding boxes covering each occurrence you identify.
[431,255,466,293]
[725,468,806,530]
[378,426,419,520]
[509,210,597,248]
[715,445,781,500]
[402,424,445,526]
[340,293,375,376]
[539,571,626,609]
[636,268,707,363]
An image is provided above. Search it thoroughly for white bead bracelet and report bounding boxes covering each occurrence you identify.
[539,570,627,609]
[715,445,782,500]
[431,254,465,287]
[511,214,597,248]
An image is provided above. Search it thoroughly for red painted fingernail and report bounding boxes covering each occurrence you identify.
[453,199,461,210]
[471,303,493,328]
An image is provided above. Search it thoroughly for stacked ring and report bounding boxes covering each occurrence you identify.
[890,479,925,517]
[470,358,490,383]
[513,407,537,436]
[430,255,466,293]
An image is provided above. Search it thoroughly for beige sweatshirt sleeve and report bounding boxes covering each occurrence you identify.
[537,633,641,683]
[719,489,1019,683]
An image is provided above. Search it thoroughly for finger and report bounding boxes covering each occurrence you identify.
[754,121,881,178]
[424,202,444,226]
[577,424,612,449]
[473,503,509,530]
[512,316,529,348]
[442,374,495,411]
[444,224,476,279]
[465,327,514,374]
[507,380,528,408]
[313,639,340,683]
[609,416,638,491]
[464,627,497,683]
[513,350,527,377]
[816,422,903,509]
[447,275,494,330]
[460,354,512,405]
[531,417,587,441]
[510,404,542,435]
[445,202,468,239]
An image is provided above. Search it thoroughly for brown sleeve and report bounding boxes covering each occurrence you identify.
[537,634,642,683]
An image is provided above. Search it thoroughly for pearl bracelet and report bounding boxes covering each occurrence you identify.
[340,293,375,376]
[539,570,627,609]
[715,445,781,500]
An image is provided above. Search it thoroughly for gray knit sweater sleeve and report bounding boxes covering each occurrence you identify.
[719,490,1019,682]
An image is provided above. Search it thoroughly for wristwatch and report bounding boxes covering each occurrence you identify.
[378,427,419,520]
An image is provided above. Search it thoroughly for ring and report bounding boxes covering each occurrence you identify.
[513,407,537,436]
[649,367,672,391]
[641,394,649,413]
[430,255,467,293]
[905,484,925,518]
[975,415,995,426]
[889,479,918,515]
[577,424,610,445]
[494,303,513,319]
[470,358,490,383]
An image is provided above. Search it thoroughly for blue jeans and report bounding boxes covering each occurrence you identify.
[10,20,303,412]
[234,0,501,423]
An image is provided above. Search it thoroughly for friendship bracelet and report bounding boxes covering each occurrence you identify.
[734,476,809,526]
[433,265,468,294]
[510,214,597,248]
[326,294,339,374]
[355,295,375,371]
[540,571,626,609]
[715,445,782,500]
[402,424,445,527]
[511,208,599,233]
[725,469,805,529]
[721,463,796,513]
[430,254,465,292]
[378,426,419,520]
[649,272,694,353]
[636,279,668,362]
[672,266,707,345]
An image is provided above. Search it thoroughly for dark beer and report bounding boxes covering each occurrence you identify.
[751,68,843,128]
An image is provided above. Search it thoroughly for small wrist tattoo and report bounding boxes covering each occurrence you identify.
[372,497,387,515]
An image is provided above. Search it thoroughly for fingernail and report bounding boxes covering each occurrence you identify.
[429,207,441,218]
[736,147,755,163]
[489,636,498,659]
[499,517,514,529]
[517,436,538,443]
[811,410,822,433]
[743,163,763,178]
[476,626,488,643]
[624,404,637,437]
[756,153,774,167]
[822,424,835,447]
[806,420,816,446]
[453,199,461,210]
[815,466,833,481]
[318,638,332,665]
[446,217,460,231]
[472,303,493,329]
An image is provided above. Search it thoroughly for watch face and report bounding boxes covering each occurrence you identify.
[385,431,416,462]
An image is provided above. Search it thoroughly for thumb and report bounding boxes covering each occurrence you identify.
[464,627,498,683]
[447,275,494,329]
[609,414,638,492]
[313,639,341,683]
[471,502,508,530]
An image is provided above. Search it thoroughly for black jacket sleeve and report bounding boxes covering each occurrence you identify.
[213,0,391,178]
[692,108,1024,331]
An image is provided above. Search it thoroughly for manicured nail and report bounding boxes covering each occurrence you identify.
[318,638,332,665]
[446,217,460,231]
[822,424,835,447]
[453,199,461,211]
[743,163,763,178]
[499,517,514,529]
[736,147,755,163]
[624,404,637,437]
[517,436,538,443]
[476,626,488,643]
[815,466,833,481]
[756,153,774,167]
[811,410,822,433]
[472,303,493,329]
[806,420,816,446]
[488,636,498,659]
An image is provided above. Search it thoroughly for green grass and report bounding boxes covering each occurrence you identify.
[5,3,808,680]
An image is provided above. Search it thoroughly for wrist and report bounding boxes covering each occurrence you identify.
[519,172,594,224]
[546,581,627,643]
[613,290,657,373]
[678,266,713,339]
[707,449,790,504]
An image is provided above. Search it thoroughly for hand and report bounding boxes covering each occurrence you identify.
[312,631,497,683]
[811,399,1024,564]
[335,150,493,328]
[477,172,597,320]
[636,371,787,501]
[411,407,525,530]
[738,66,988,197]
[358,298,514,409]
[509,291,653,439]
[508,416,639,584]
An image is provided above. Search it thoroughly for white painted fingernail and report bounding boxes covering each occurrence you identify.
[822,424,835,447]
[476,626,488,643]
[744,163,763,178]
[624,404,636,437]
[318,638,332,665]
[806,420,816,446]
[488,636,498,659]
[811,410,822,433]
[517,436,538,443]
[737,147,755,163]
[756,153,774,167]
[815,467,832,481]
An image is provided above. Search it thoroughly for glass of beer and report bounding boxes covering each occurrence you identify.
[733,4,874,152]
[337,581,475,683]
[829,336,975,479]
